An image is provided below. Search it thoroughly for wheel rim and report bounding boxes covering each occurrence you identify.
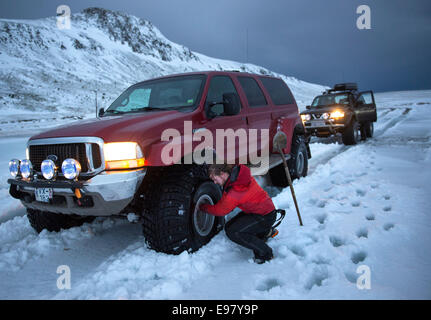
[193,194,215,237]
[296,151,304,176]
[354,124,360,142]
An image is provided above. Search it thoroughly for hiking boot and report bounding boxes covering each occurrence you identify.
[253,253,274,264]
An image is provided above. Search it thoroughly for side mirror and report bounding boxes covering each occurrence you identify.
[306,105,311,110]
[98,107,105,118]
[222,92,240,116]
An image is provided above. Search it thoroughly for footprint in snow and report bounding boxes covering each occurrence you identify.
[315,214,327,225]
[289,245,307,258]
[365,213,376,221]
[356,189,367,197]
[355,172,367,178]
[256,278,283,292]
[383,194,391,200]
[356,227,368,239]
[344,271,358,284]
[316,200,327,208]
[351,251,367,264]
[304,267,329,291]
[383,223,395,231]
[383,206,392,212]
[308,198,318,205]
[351,200,361,208]
[371,183,379,189]
[329,235,345,248]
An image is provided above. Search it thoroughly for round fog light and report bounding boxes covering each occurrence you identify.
[20,159,33,179]
[61,158,81,180]
[322,113,330,120]
[9,159,20,177]
[41,159,56,180]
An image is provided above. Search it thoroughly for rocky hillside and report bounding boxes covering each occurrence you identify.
[0,7,325,136]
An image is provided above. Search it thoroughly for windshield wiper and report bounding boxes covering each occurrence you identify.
[104,109,126,115]
[138,107,168,111]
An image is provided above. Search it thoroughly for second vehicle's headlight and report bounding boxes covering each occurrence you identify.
[301,114,311,122]
[330,110,345,119]
[20,159,33,179]
[62,159,81,180]
[104,142,145,170]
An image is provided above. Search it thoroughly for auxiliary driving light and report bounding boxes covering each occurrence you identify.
[41,159,57,180]
[61,158,81,180]
[322,113,330,120]
[20,159,33,179]
[9,159,20,178]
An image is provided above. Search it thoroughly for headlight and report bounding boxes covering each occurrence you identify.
[322,113,330,120]
[104,142,145,170]
[41,159,57,180]
[301,114,311,122]
[330,110,345,119]
[61,159,81,180]
[9,159,20,178]
[20,159,33,179]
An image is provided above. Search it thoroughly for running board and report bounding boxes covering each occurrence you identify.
[248,153,291,176]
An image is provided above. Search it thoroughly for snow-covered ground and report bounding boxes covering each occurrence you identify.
[0,89,430,299]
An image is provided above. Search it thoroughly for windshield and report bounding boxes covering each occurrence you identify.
[105,75,206,115]
[311,93,350,107]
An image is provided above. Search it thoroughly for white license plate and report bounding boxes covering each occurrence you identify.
[35,188,53,203]
[310,120,326,127]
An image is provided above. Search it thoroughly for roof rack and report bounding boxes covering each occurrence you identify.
[324,83,358,94]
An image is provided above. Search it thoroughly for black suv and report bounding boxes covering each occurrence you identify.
[300,83,377,145]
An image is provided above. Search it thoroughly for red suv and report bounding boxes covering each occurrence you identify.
[8,71,310,254]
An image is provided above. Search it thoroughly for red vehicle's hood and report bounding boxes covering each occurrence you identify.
[30,111,193,143]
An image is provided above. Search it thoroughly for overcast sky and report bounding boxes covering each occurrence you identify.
[1,0,430,92]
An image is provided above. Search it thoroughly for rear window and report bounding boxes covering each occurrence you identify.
[259,77,295,105]
[237,76,267,107]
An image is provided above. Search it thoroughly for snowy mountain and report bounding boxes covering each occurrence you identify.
[0,7,325,137]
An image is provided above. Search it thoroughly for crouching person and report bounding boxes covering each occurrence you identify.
[199,163,277,264]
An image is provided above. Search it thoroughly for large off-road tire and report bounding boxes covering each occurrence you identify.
[269,135,308,187]
[141,165,223,254]
[342,118,361,145]
[364,121,374,138]
[26,208,95,233]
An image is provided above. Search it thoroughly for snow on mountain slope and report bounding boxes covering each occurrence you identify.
[0,90,430,299]
[0,7,325,137]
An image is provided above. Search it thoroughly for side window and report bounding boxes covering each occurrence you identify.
[238,77,267,107]
[259,77,294,105]
[358,92,373,104]
[206,76,240,116]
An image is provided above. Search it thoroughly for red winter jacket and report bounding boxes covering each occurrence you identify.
[200,165,275,217]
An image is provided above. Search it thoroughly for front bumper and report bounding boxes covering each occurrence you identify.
[8,169,146,216]
[303,119,345,133]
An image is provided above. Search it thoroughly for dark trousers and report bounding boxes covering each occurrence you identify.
[225,210,276,258]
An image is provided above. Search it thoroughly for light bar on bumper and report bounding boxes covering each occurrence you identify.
[103,142,146,170]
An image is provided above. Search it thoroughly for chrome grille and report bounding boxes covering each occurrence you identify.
[27,137,105,177]
[29,143,88,173]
